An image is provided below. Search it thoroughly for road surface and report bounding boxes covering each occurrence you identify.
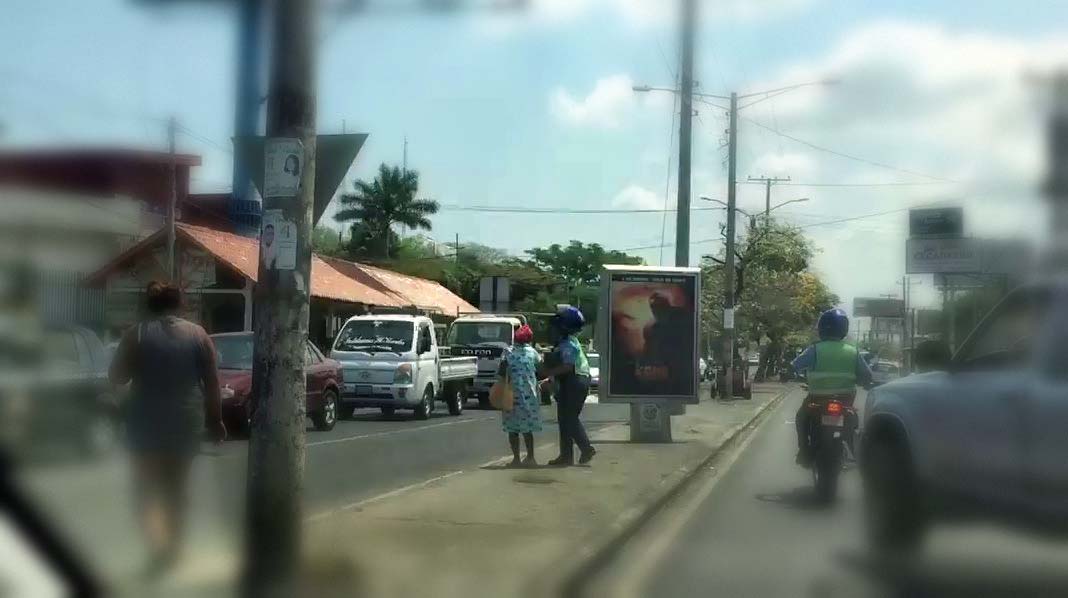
[588,388,1068,598]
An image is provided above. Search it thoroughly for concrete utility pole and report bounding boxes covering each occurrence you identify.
[748,175,791,218]
[675,0,696,267]
[244,0,317,595]
[167,116,178,282]
[722,92,739,400]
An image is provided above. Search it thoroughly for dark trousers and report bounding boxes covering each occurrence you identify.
[556,377,592,460]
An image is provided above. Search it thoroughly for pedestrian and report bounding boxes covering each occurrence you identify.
[498,324,543,467]
[542,306,595,466]
[108,281,227,578]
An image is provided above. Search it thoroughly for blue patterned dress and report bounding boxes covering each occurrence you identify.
[500,344,544,434]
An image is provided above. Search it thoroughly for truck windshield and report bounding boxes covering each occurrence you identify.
[446,322,513,346]
[335,320,415,352]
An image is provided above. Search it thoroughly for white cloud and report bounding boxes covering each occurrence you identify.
[612,184,664,210]
[550,74,636,128]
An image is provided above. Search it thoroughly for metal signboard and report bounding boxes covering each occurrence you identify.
[478,276,511,313]
[598,265,700,404]
[909,207,963,239]
[933,273,990,289]
[906,238,981,274]
[853,297,905,318]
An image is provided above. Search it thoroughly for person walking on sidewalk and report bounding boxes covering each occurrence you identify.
[498,324,543,467]
[543,306,596,466]
[108,281,227,578]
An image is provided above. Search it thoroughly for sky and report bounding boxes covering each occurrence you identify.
[3,0,1068,315]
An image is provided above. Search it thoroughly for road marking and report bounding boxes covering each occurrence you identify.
[609,394,787,598]
[306,416,496,448]
[306,470,465,524]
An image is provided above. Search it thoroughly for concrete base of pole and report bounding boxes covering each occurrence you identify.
[629,402,674,443]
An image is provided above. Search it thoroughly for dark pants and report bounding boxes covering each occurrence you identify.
[556,376,592,460]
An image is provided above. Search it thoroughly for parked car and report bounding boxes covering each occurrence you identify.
[870,360,901,386]
[1,325,120,460]
[331,314,477,419]
[211,332,343,432]
[861,282,1068,552]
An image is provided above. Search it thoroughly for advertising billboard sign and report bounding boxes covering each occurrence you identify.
[853,297,905,318]
[909,207,963,238]
[599,266,700,404]
[906,238,981,274]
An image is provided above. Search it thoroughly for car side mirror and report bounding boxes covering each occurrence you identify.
[914,340,953,373]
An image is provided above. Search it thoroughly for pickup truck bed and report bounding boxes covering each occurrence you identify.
[439,356,477,381]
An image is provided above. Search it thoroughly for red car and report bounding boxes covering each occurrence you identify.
[210,332,343,433]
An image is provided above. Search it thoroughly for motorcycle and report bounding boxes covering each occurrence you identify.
[800,392,857,502]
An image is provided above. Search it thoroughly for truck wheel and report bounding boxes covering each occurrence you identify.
[414,387,433,420]
[312,390,338,432]
[864,437,925,553]
[447,383,466,416]
[380,406,395,418]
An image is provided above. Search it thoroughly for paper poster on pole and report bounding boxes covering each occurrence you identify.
[261,210,296,271]
[264,138,303,198]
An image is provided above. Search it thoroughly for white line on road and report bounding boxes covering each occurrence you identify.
[609,394,789,598]
[306,470,465,524]
[306,416,496,448]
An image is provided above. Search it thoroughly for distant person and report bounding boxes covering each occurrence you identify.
[541,306,595,466]
[109,282,227,578]
[498,324,543,467]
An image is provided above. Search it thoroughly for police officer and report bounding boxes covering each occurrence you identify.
[791,308,872,465]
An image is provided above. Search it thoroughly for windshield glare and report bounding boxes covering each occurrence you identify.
[214,335,253,370]
[446,322,513,346]
[335,320,415,352]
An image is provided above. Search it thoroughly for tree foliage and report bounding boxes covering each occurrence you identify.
[334,163,440,258]
[525,241,644,287]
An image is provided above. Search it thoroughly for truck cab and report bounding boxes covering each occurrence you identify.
[445,315,523,407]
[330,314,476,419]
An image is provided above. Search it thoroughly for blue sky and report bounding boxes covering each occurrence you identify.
[4,0,1067,311]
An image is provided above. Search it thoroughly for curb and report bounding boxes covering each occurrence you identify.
[547,385,795,598]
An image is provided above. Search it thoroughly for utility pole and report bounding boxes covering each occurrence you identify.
[722,92,739,400]
[748,175,791,217]
[167,116,178,282]
[675,0,696,267]
[245,0,317,595]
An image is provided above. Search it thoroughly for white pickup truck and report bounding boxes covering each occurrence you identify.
[444,315,525,408]
[330,314,477,419]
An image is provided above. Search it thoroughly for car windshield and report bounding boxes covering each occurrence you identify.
[335,320,414,352]
[213,335,253,370]
[446,322,513,346]
[874,363,898,374]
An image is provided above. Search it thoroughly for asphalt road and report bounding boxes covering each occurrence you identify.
[592,389,1068,598]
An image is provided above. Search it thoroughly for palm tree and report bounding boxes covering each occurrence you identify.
[334,163,440,258]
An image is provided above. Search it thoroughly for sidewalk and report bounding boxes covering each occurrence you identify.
[304,383,793,598]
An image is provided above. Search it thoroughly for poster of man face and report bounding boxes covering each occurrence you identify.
[605,270,697,401]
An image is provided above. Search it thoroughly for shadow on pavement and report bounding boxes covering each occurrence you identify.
[753,486,829,511]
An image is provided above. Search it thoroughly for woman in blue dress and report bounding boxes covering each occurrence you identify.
[498,324,543,467]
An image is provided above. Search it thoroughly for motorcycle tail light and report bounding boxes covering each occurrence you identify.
[825,400,843,415]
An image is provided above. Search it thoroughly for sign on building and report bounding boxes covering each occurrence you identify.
[909,207,963,238]
[906,238,981,274]
[478,276,511,313]
[853,297,905,318]
[598,265,700,404]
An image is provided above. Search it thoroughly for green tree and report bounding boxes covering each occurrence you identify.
[311,225,343,257]
[334,163,440,258]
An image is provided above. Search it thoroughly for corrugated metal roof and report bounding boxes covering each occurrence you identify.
[87,223,477,314]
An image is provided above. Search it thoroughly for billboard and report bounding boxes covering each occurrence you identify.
[599,266,700,404]
[853,297,905,318]
[909,207,963,238]
[906,238,981,274]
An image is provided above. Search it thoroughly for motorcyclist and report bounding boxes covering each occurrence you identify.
[791,308,872,465]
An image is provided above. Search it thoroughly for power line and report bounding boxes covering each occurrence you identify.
[739,114,954,183]
[438,205,727,214]
[738,181,953,188]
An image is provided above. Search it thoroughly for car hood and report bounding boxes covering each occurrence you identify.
[219,369,252,400]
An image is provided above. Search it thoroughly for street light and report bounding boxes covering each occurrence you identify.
[767,197,809,213]
[699,196,755,219]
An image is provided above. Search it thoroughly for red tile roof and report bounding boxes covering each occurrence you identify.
[86,223,477,314]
